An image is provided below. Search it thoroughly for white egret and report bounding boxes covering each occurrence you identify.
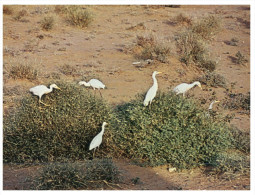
[89,122,107,157]
[79,79,105,97]
[208,100,220,110]
[29,84,61,106]
[173,81,202,97]
[143,71,162,106]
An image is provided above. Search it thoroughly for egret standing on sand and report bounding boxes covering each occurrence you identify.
[89,122,107,157]
[29,84,61,106]
[79,79,105,97]
[173,81,202,97]
[144,71,162,106]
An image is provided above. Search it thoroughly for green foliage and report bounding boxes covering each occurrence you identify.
[209,151,250,178]
[230,126,250,154]
[3,82,115,163]
[40,16,54,31]
[32,159,121,190]
[65,5,93,28]
[113,92,232,169]
[197,72,227,88]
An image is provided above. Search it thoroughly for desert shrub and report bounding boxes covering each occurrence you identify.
[134,34,171,63]
[3,82,115,163]
[40,16,54,31]
[174,13,192,26]
[191,15,221,41]
[32,159,121,190]
[3,5,14,15]
[197,72,227,88]
[13,9,28,21]
[209,151,250,178]
[113,92,232,169]
[59,64,76,76]
[8,63,38,80]
[65,5,93,28]
[230,126,250,154]
[54,5,68,14]
[235,51,248,65]
[223,92,250,111]
[227,37,239,46]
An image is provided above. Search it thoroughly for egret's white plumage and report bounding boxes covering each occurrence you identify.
[79,79,105,90]
[89,122,107,151]
[209,100,220,110]
[143,71,162,106]
[173,81,202,97]
[79,79,105,97]
[29,84,61,105]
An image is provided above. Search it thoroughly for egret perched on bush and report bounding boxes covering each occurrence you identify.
[79,79,105,97]
[29,84,61,106]
[143,71,162,106]
[173,81,202,97]
[89,122,107,157]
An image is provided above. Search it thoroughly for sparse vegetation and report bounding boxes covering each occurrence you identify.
[197,72,227,88]
[228,37,239,46]
[64,5,93,28]
[32,159,121,190]
[23,38,39,52]
[235,51,248,65]
[40,16,54,31]
[113,92,232,169]
[59,64,77,76]
[174,13,192,26]
[230,126,250,154]
[224,92,250,111]
[134,34,171,63]
[13,9,28,21]
[3,82,115,163]
[8,63,38,81]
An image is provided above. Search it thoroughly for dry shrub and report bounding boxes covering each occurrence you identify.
[235,51,248,65]
[223,92,250,111]
[197,72,227,88]
[13,9,28,21]
[174,13,192,26]
[8,63,38,81]
[23,38,40,52]
[40,16,54,31]
[134,34,171,63]
[3,5,14,15]
[65,5,93,28]
[32,159,121,190]
[230,126,250,154]
[59,64,77,76]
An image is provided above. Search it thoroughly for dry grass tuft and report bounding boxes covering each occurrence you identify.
[40,16,55,31]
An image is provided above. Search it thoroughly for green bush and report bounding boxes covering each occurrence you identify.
[3,81,115,163]
[113,92,232,169]
[230,126,250,154]
[32,159,121,190]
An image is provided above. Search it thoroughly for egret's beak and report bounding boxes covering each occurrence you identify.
[215,100,220,103]
[199,86,203,90]
[157,72,162,74]
[57,87,61,91]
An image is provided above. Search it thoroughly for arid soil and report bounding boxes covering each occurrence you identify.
[3,5,250,190]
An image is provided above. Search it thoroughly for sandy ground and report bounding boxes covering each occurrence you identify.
[3,5,250,190]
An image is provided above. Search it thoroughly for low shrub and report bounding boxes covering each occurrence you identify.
[223,92,250,111]
[3,82,115,163]
[113,92,232,169]
[174,13,192,26]
[13,9,28,21]
[59,64,76,76]
[32,159,121,190]
[134,34,171,63]
[230,126,250,154]
[8,63,38,80]
[3,5,14,15]
[197,72,227,88]
[40,16,54,31]
[235,51,248,65]
[65,5,93,28]
[209,151,250,178]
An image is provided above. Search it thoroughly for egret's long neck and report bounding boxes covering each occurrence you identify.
[100,124,106,135]
[189,82,199,90]
[48,85,54,93]
[152,74,158,88]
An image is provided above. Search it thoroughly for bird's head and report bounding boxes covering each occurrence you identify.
[51,84,61,90]
[102,122,108,126]
[153,71,162,75]
[195,81,202,90]
[79,81,90,87]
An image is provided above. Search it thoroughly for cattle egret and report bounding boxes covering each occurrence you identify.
[144,71,162,106]
[89,122,107,157]
[79,79,105,97]
[29,84,61,106]
[209,100,220,110]
[173,81,202,97]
